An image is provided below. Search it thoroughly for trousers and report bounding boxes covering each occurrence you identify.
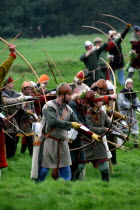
[37,166,72,182]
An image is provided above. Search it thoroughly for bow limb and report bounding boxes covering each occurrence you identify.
[0,37,47,104]
[93,21,128,57]
[82,25,122,60]
[2,129,15,139]
[7,120,29,136]
[102,14,128,25]
[0,32,21,55]
[82,25,109,37]
[98,58,116,139]
[100,57,117,114]
[41,49,58,85]
[0,37,40,83]
[41,48,63,83]
[70,139,96,151]
[4,106,22,121]
[102,14,139,36]
[1,96,9,121]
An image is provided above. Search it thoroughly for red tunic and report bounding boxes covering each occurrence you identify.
[131,40,140,68]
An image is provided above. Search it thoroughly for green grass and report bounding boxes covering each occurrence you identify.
[1,144,140,210]
[1,33,138,91]
[0,34,140,210]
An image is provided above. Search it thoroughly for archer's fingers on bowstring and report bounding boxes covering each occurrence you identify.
[9,44,17,53]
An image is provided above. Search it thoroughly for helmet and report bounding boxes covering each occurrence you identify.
[106,80,114,90]
[56,82,72,95]
[79,90,95,105]
[84,41,93,47]
[3,76,13,86]
[39,74,49,83]
[29,81,37,88]
[93,37,103,44]
[91,79,107,89]
[74,71,85,82]
[22,81,31,89]
[80,90,103,105]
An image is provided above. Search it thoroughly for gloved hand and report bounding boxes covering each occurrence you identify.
[18,95,34,102]
[91,133,101,141]
[26,110,34,115]
[71,122,81,129]
[126,23,132,29]
[121,115,127,120]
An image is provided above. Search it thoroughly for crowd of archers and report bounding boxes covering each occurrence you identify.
[0,23,140,182]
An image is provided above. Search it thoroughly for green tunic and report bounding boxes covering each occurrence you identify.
[80,43,108,86]
[85,108,124,160]
[0,55,15,86]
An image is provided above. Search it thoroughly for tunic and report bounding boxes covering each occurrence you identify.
[16,97,35,137]
[130,32,140,69]
[107,27,129,70]
[40,99,78,168]
[86,108,124,160]
[80,43,108,86]
[118,89,140,133]
[0,54,16,167]
[0,55,15,86]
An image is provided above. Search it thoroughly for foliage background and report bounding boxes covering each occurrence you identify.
[0,0,140,37]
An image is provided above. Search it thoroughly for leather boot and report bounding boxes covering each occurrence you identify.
[21,144,27,154]
[101,171,110,181]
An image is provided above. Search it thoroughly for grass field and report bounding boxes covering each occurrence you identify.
[0,34,140,210]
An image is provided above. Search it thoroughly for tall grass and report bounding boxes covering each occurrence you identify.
[0,34,140,210]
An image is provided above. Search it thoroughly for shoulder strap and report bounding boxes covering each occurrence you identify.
[42,105,67,141]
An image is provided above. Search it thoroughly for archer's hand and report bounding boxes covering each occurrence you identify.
[126,23,132,29]
[71,122,81,129]
[9,44,16,54]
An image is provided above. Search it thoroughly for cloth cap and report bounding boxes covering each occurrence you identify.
[125,78,133,89]
[80,90,96,105]
[93,37,103,44]
[3,76,13,86]
[39,74,49,83]
[38,84,45,90]
[84,41,93,47]
[56,82,72,95]
[29,81,37,88]
[91,79,107,89]
[106,80,114,90]
[74,71,85,82]
[134,25,140,32]
[108,30,121,39]
[93,93,103,103]
[22,81,31,89]
[108,30,117,36]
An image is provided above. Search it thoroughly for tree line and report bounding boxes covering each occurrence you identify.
[0,0,139,38]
